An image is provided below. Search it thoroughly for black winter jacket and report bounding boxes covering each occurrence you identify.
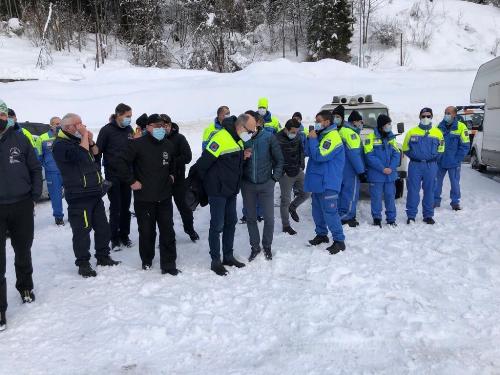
[276,130,305,177]
[0,127,42,204]
[168,123,192,182]
[96,120,134,178]
[116,132,175,202]
[52,130,104,202]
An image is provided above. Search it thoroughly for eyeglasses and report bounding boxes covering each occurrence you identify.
[244,125,255,134]
[421,115,432,119]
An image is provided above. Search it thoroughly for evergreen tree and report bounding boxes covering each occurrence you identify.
[307,0,353,62]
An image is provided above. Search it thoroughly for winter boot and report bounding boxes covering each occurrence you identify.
[451,204,462,211]
[96,256,121,267]
[387,221,398,227]
[211,261,229,276]
[326,241,346,255]
[373,218,382,228]
[406,218,415,225]
[309,235,329,246]
[111,238,121,252]
[162,268,181,276]
[423,217,435,225]
[142,263,152,271]
[55,218,65,226]
[20,290,35,303]
[239,216,247,224]
[248,246,261,262]
[283,226,297,235]
[0,311,6,332]
[78,262,97,278]
[289,206,300,223]
[263,247,273,260]
[186,229,200,242]
[223,256,246,268]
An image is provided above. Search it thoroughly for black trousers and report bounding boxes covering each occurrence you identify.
[134,199,176,270]
[172,179,194,233]
[0,198,34,313]
[107,177,132,241]
[67,197,111,266]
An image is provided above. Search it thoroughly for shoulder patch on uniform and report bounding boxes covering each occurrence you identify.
[350,133,357,140]
[209,142,220,152]
[322,140,332,150]
[464,130,469,137]
[365,138,371,145]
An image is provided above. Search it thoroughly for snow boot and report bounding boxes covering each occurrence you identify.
[211,261,229,276]
[309,235,329,246]
[406,218,415,225]
[78,262,97,278]
[55,218,65,226]
[223,256,246,268]
[239,216,247,224]
[423,217,435,225]
[326,241,346,255]
[142,263,152,271]
[263,247,273,261]
[20,290,35,303]
[373,218,382,228]
[388,221,398,227]
[186,229,200,242]
[257,216,264,222]
[248,246,261,262]
[0,311,6,332]
[96,256,121,267]
[162,268,181,276]
[452,204,462,211]
[289,206,300,223]
[283,226,297,235]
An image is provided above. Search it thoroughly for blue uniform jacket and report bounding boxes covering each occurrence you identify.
[364,129,400,183]
[38,129,60,173]
[340,123,365,178]
[437,119,470,169]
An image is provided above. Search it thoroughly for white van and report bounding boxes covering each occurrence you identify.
[470,57,500,171]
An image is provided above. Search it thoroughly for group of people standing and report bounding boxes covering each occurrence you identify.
[0,96,470,331]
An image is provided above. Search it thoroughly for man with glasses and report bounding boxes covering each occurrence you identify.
[403,108,445,225]
[36,116,65,226]
[434,106,470,211]
[194,114,257,276]
[0,99,42,332]
[53,113,120,278]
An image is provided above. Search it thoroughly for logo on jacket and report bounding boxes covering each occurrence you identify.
[162,151,169,166]
[9,147,21,164]
[209,142,220,152]
[322,140,331,150]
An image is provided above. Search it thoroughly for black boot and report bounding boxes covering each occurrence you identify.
[20,290,35,303]
[263,247,272,260]
[120,236,133,248]
[223,256,246,268]
[211,261,229,276]
[239,216,247,224]
[373,218,382,228]
[96,256,121,267]
[283,226,297,235]
[162,268,182,276]
[309,235,329,246]
[142,263,152,270]
[423,217,435,225]
[0,311,6,332]
[257,216,264,222]
[451,204,462,211]
[326,241,346,255]
[248,246,261,262]
[78,262,97,278]
[186,229,200,242]
[406,218,415,225]
[387,221,398,227]
[289,206,300,222]
[55,217,65,226]
[111,238,121,252]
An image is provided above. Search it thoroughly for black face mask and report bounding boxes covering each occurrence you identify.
[0,119,8,132]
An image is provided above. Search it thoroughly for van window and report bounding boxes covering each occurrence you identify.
[344,108,389,129]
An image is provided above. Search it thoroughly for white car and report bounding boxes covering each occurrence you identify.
[320,94,407,198]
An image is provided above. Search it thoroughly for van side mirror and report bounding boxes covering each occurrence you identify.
[397,122,405,134]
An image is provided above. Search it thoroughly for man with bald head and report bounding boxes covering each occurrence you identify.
[194,113,257,276]
[434,106,470,211]
[36,116,65,225]
[53,113,120,278]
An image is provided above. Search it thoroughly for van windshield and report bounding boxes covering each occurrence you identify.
[344,108,389,129]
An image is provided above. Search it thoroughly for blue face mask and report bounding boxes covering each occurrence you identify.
[383,124,392,133]
[444,114,453,124]
[314,123,322,131]
[333,117,342,126]
[7,118,15,127]
[152,127,166,140]
[121,117,132,127]
[287,132,297,140]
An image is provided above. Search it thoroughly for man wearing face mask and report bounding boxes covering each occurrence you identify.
[134,113,149,139]
[434,106,469,211]
[305,110,346,254]
[116,114,180,275]
[36,116,65,226]
[194,114,257,276]
[257,97,281,134]
[241,110,284,262]
[403,108,445,225]
[97,103,135,251]
[276,118,310,236]
[338,109,365,227]
[7,108,36,150]
[162,115,200,242]
[364,114,401,227]
[0,99,42,332]
[53,113,120,278]
[202,106,230,150]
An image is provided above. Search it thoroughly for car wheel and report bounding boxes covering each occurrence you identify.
[395,178,404,199]
[471,150,487,172]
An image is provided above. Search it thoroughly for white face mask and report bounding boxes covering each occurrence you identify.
[239,131,252,142]
[420,117,432,126]
[258,108,267,116]
[74,131,82,139]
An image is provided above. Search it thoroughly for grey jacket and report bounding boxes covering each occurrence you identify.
[243,128,284,184]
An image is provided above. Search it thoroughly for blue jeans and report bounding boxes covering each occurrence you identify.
[208,195,238,262]
[311,190,345,242]
[46,171,64,219]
